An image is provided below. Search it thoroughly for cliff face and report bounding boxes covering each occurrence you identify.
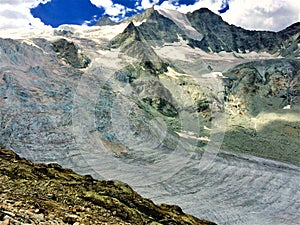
[186,8,281,53]
[0,148,216,225]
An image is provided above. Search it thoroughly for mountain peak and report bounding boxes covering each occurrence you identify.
[126,6,156,24]
[193,7,215,14]
[95,15,115,26]
[109,21,142,49]
[187,7,226,26]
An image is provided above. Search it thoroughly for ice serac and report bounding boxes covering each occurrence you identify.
[0,38,89,172]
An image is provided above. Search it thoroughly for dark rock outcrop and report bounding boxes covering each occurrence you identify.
[188,8,299,55]
[186,8,281,53]
[224,59,300,113]
[111,9,185,47]
[52,38,91,68]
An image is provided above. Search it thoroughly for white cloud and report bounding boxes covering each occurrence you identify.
[89,0,114,8]
[0,0,51,30]
[106,4,126,17]
[140,0,160,9]
[1,0,298,31]
[221,0,300,31]
[90,0,126,21]
[158,0,300,31]
[135,0,160,11]
[83,15,99,26]
[157,0,221,13]
[90,0,160,21]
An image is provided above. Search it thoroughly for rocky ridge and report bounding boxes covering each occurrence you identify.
[111,7,300,56]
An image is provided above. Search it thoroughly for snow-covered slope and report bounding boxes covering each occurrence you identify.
[157,7,203,41]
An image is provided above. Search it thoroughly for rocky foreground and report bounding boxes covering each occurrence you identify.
[0,148,216,225]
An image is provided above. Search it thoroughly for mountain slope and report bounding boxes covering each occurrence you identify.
[278,22,300,57]
[186,8,281,53]
[0,148,216,225]
[110,21,168,75]
[222,59,300,164]
[109,8,300,166]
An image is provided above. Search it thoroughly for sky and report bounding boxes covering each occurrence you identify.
[0,0,299,31]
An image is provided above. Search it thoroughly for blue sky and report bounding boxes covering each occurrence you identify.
[30,0,230,27]
[0,0,299,31]
[31,0,106,27]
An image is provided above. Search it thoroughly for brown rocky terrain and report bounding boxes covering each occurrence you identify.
[0,148,216,225]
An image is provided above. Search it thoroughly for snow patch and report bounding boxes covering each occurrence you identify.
[133,19,147,26]
[176,131,210,142]
[163,67,190,79]
[201,72,224,78]
[156,8,203,41]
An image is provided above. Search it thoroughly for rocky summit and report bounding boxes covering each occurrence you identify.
[0,7,299,225]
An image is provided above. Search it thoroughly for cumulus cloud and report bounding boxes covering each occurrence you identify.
[221,0,300,31]
[139,0,160,10]
[90,0,160,21]
[158,0,300,31]
[89,0,126,21]
[0,0,51,29]
[89,0,113,8]
[157,0,221,13]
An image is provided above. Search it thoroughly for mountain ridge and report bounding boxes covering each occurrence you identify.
[109,7,300,56]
